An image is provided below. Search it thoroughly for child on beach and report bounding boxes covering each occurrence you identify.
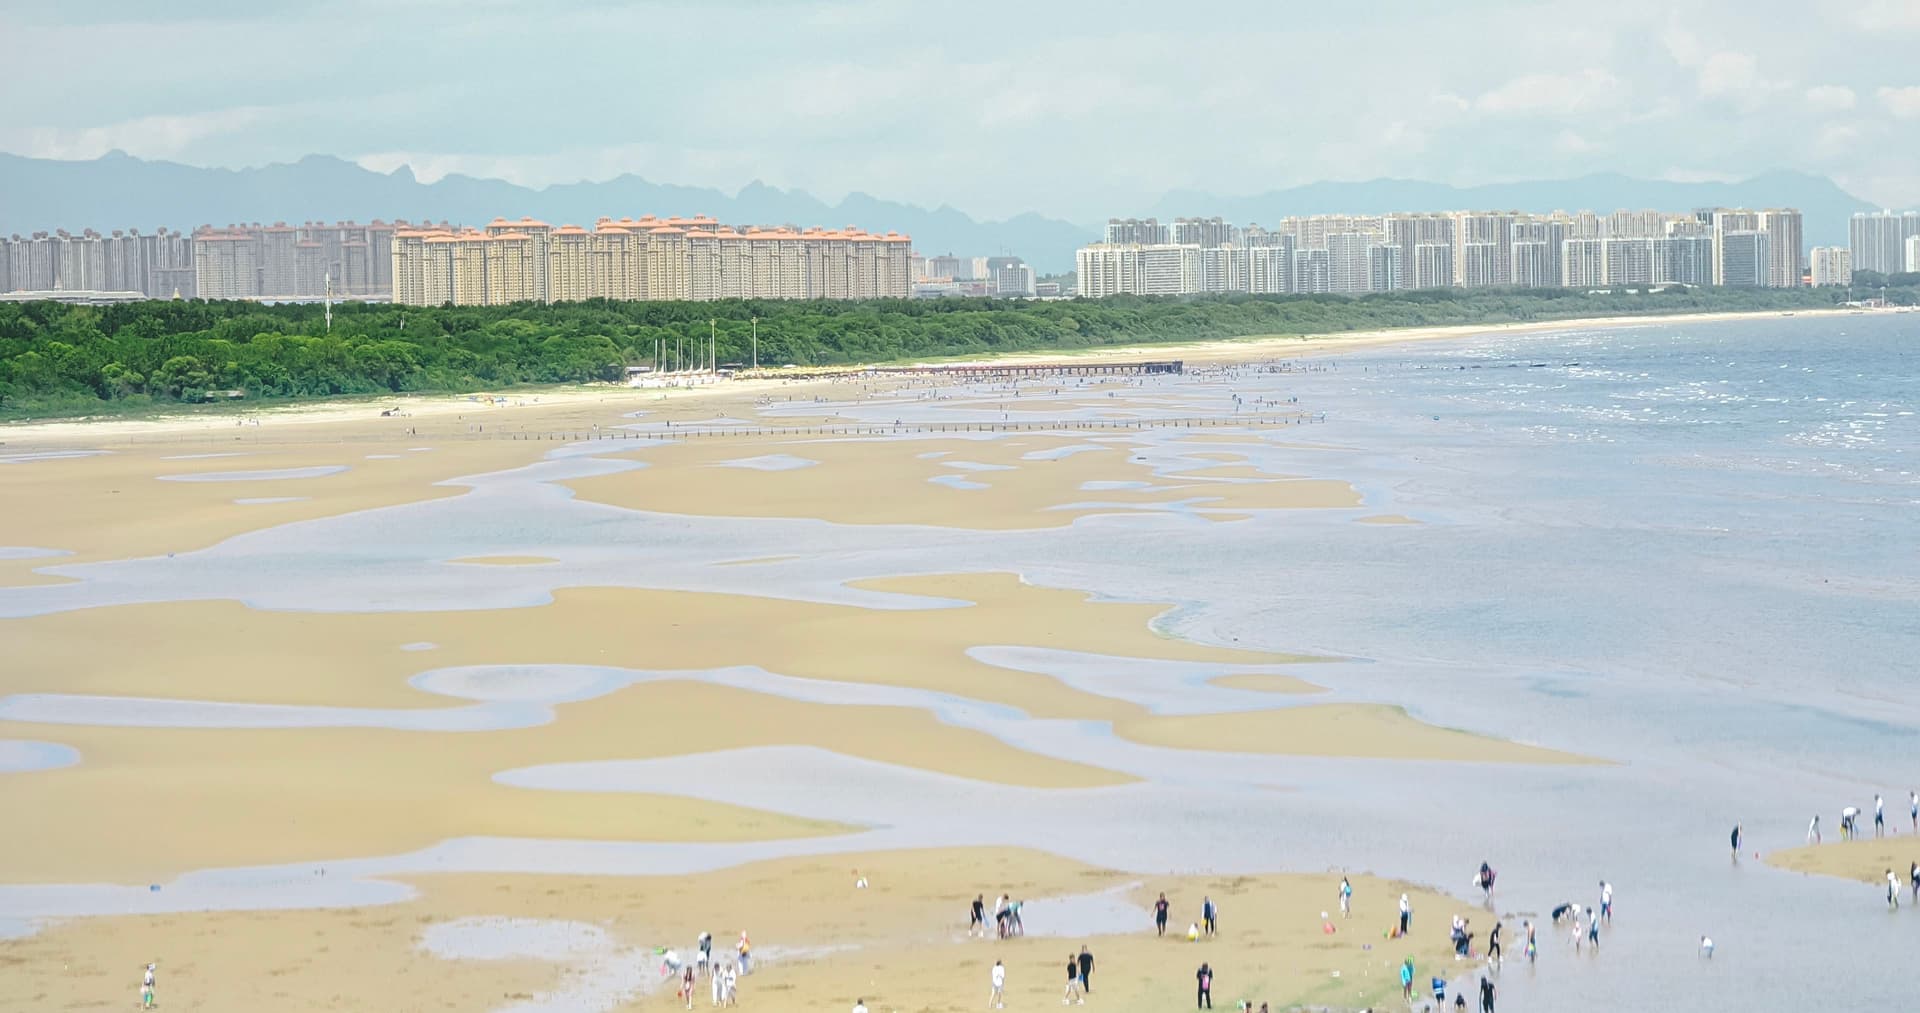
[141,963,156,1010]
[1523,920,1537,964]
[1400,959,1414,1002]
[1064,954,1085,1005]
[989,960,1006,1009]
[681,964,696,1009]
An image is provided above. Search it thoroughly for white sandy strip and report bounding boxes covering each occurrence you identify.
[0,547,71,561]
[156,465,348,482]
[712,453,818,471]
[0,739,81,773]
[421,916,661,1013]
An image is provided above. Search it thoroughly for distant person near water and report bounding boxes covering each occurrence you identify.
[1600,881,1614,923]
[1476,862,1496,903]
[1888,869,1902,909]
[1874,795,1886,837]
[1808,814,1821,844]
[1488,919,1503,965]
[1730,823,1742,857]
[970,895,987,938]
[1523,920,1538,964]
[1156,893,1171,936]
[1479,975,1497,1013]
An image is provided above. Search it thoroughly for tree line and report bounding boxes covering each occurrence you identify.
[0,286,1847,419]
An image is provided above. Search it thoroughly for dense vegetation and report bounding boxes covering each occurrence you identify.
[0,286,1854,419]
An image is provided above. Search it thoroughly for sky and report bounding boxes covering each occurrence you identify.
[2,0,1917,220]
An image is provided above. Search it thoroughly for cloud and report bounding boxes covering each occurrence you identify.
[1804,84,1856,111]
[1878,85,1920,119]
[1554,129,1603,155]
[1696,52,1764,98]
[1,106,274,161]
[1475,69,1622,115]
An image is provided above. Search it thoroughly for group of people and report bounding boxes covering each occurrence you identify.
[668,930,753,1010]
[970,893,1026,939]
[1150,892,1220,942]
[1400,959,1497,1013]
[1811,791,1916,844]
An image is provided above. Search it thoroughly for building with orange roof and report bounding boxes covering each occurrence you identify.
[389,214,909,306]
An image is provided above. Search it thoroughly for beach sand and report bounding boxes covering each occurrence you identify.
[566,434,1362,529]
[2,848,1477,1013]
[0,346,1602,1010]
[1766,836,1920,887]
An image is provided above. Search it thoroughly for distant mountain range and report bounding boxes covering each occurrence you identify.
[0,153,1884,273]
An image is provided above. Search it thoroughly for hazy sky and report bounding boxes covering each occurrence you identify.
[3,0,1917,219]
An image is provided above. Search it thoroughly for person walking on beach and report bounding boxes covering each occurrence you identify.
[1479,975,1496,1013]
[1339,877,1352,919]
[989,960,1006,1009]
[1400,958,1414,1002]
[1875,795,1886,837]
[1195,962,1213,1009]
[1523,921,1537,964]
[1078,947,1094,994]
[736,932,752,975]
[1730,824,1742,858]
[1586,909,1601,951]
[1155,893,1171,937]
[1599,881,1613,924]
[141,963,156,1010]
[1888,869,1901,910]
[1808,814,1821,844]
[681,963,696,1009]
[1064,953,1085,1005]
[1398,893,1412,937]
[1487,919,1503,965]
[1202,896,1218,937]
[698,932,712,977]
[710,961,723,1007]
[971,895,987,938]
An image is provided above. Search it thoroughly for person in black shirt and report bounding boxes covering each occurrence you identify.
[1155,893,1171,936]
[1078,947,1094,993]
[1487,920,1502,964]
[1479,975,1496,1013]
[1195,962,1212,1009]
[969,895,986,938]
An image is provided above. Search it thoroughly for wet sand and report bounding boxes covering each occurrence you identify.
[1767,836,1920,886]
[3,848,1472,1013]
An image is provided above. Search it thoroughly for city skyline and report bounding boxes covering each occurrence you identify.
[2,1,1917,223]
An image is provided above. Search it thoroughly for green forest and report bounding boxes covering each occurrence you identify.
[0,285,1859,419]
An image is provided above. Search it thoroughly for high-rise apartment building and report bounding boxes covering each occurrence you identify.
[1603,237,1656,286]
[1105,218,1169,245]
[1848,211,1920,274]
[193,229,261,299]
[1759,209,1803,287]
[1809,246,1851,286]
[1656,234,1714,287]
[1562,238,1606,288]
[1171,217,1233,248]
[1718,230,1772,287]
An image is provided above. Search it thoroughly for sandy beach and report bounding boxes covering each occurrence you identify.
[12,308,1887,1013]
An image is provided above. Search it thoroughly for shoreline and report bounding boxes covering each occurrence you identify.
[0,305,1867,447]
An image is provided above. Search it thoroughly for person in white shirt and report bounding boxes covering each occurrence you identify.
[989,959,1006,1009]
[1808,814,1821,844]
[1874,795,1885,837]
[1910,790,1918,832]
[854,1001,868,1013]
[1888,869,1902,910]
[1599,881,1613,923]
[1699,935,1714,958]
